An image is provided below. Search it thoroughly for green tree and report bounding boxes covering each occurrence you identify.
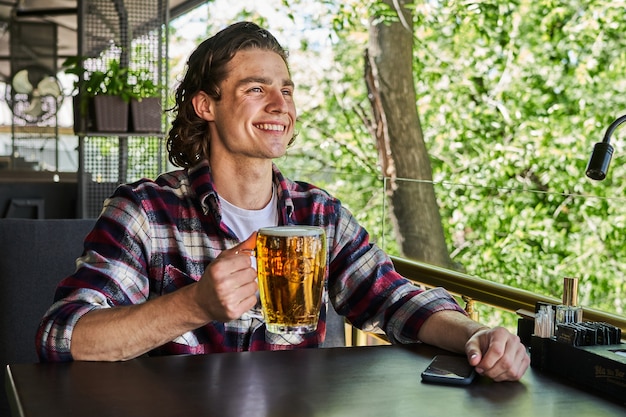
[292,0,626,318]
[407,0,626,316]
[365,0,454,268]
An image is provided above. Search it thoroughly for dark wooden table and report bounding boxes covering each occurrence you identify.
[5,343,626,417]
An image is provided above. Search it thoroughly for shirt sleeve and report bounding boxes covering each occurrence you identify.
[36,191,153,362]
[326,206,467,344]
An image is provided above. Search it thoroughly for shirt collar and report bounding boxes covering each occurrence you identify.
[188,160,218,217]
[187,160,295,223]
[271,163,295,224]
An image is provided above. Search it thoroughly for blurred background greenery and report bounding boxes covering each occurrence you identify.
[172,0,626,329]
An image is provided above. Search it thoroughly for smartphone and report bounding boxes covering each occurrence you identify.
[420,355,476,385]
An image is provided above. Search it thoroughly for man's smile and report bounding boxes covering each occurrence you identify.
[253,123,286,132]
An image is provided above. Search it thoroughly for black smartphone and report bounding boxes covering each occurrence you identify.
[420,355,476,385]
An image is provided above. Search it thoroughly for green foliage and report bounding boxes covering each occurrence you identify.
[63,57,134,101]
[63,57,161,101]
[407,0,626,317]
[288,0,626,320]
[128,68,162,99]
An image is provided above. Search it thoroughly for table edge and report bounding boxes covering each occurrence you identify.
[5,364,25,417]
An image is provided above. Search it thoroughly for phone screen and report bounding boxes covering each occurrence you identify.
[420,355,476,385]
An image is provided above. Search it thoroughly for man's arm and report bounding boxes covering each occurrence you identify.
[71,235,258,361]
[71,283,207,361]
[417,310,530,382]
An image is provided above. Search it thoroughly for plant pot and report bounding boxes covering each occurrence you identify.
[129,97,162,133]
[93,95,129,133]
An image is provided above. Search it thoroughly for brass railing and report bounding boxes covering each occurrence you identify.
[390,256,626,335]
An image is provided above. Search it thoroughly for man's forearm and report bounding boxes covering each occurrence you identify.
[417,310,489,353]
[70,283,208,361]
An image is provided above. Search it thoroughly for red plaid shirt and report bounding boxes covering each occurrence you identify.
[36,160,465,362]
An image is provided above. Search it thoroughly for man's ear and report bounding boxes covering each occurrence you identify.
[192,91,215,121]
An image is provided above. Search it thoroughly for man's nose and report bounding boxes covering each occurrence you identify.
[267,89,289,113]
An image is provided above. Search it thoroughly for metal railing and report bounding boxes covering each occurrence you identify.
[390,256,626,335]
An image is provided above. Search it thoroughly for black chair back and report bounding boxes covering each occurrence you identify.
[0,218,94,416]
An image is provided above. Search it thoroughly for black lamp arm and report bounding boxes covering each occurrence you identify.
[601,114,626,144]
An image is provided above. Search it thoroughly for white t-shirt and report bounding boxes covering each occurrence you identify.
[218,185,279,240]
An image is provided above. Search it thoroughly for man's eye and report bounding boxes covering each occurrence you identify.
[249,87,262,93]
[282,89,293,96]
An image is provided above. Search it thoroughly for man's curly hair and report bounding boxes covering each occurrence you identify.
[166,21,291,167]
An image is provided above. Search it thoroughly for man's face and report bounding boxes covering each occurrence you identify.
[207,48,297,161]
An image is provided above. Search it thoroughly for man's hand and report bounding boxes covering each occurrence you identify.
[71,234,260,362]
[194,232,258,323]
[465,326,530,382]
[418,310,530,382]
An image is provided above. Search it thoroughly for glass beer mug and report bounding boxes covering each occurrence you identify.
[255,226,327,334]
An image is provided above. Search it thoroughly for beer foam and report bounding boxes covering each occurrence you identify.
[258,226,324,237]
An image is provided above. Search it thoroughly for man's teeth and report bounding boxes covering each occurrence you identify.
[255,123,285,131]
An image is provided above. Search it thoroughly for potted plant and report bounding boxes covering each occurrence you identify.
[128,68,163,133]
[64,57,133,133]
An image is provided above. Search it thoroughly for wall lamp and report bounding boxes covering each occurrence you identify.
[586,114,626,181]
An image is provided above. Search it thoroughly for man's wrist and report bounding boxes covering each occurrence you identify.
[468,324,491,340]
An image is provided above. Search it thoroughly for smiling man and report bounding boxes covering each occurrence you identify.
[36,22,529,382]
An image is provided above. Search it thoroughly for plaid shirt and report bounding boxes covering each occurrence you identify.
[36,160,465,362]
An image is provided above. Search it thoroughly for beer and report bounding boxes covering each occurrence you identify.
[256,226,327,334]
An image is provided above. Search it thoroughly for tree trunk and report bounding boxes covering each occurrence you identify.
[366,0,453,268]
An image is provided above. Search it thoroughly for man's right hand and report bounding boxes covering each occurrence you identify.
[194,232,258,322]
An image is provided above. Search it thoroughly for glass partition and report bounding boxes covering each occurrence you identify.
[284,163,625,331]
